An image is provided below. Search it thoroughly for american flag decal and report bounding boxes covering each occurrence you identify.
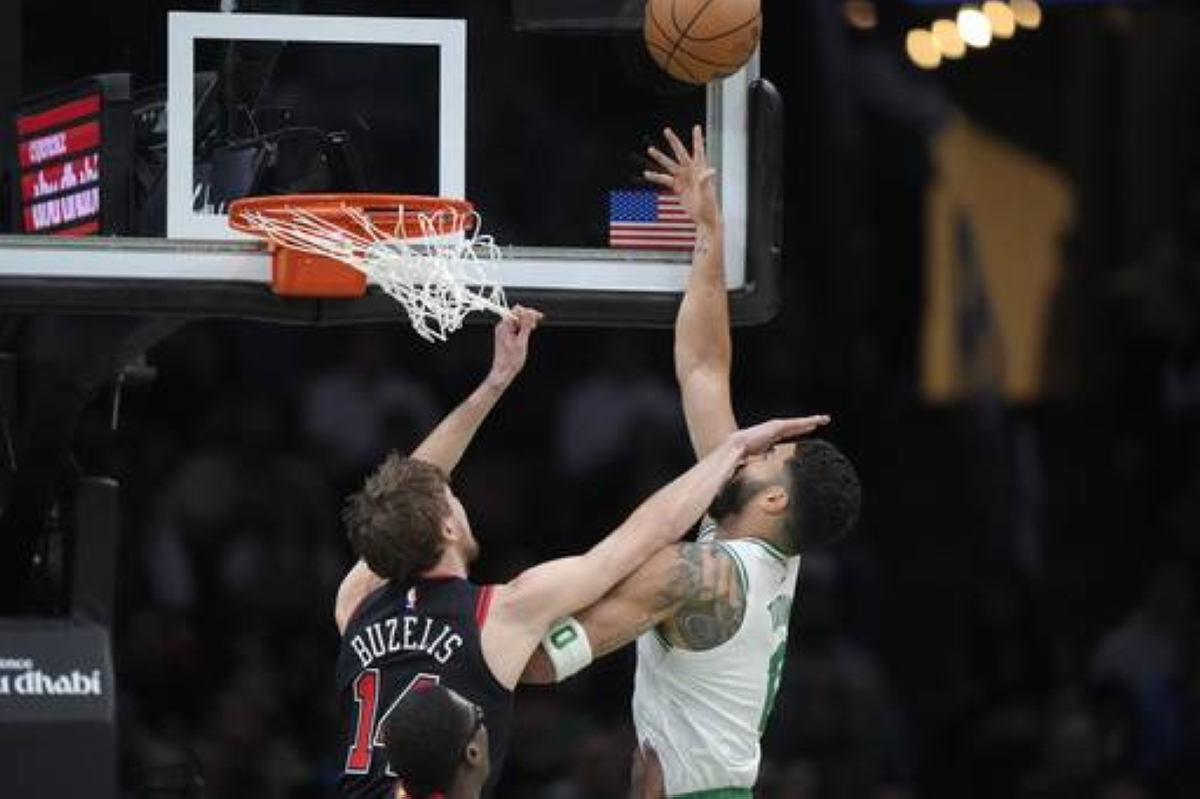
[608,189,697,251]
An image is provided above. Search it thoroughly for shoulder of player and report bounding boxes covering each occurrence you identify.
[657,541,749,651]
[335,564,390,636]
[655,540,747,613]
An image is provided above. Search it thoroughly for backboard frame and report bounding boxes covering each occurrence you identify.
[166,12,468,242]
[164,11,752,294]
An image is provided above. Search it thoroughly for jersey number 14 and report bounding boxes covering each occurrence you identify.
[345,669,441,775]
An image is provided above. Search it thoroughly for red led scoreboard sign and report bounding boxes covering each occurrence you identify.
[13,74,132,236]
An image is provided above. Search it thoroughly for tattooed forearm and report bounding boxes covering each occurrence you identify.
[658,543,746,651]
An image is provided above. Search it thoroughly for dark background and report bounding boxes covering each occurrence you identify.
[11,0,705,246]
[3,1,1200,797]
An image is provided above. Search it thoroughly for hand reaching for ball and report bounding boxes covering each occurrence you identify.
[643,125,720,230]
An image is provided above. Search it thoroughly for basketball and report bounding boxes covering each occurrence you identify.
[643,0,762,85]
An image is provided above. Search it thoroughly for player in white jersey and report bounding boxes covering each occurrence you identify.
[524,127,862,797]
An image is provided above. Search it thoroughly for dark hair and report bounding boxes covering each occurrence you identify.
[782,438,861,552]
[342,453,450,581]
[383,684,478,795]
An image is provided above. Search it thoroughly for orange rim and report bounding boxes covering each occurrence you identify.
[228,193,475,240]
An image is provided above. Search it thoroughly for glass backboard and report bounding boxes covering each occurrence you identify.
[1,2,781,326]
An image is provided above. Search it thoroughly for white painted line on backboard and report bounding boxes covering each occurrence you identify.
[167,12,466,241]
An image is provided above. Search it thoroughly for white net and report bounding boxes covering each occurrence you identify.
[238,201,510,342]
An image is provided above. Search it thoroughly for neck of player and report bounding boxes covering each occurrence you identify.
[449,767,486,798]
[714,512,794,556]
[425,545,470,580]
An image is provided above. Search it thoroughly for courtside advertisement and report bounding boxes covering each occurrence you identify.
[0,622,114,723]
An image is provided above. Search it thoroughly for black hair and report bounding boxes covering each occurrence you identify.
[382,684,478,796]
[782,438,861,552]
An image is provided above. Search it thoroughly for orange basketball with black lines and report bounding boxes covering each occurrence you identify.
[643,0,762,85]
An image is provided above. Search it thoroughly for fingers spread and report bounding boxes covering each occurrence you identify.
[692,124,706,161]
[663,127,689,163]
[646,146,678,173]
[644,170,673,188]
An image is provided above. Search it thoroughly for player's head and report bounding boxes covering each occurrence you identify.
[343,452,479,582]
[708,438,860,553]
[384,684,489,799]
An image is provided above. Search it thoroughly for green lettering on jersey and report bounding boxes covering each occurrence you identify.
[760,641,787,734]
[768,595,792,631]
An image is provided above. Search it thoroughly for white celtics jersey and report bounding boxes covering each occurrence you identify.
[633,529,799,796]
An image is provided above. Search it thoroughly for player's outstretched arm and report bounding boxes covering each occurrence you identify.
[646,125,737,459]
[411,305,543,475]
[334,307,542,634]
[520,537,744,684]
[484,415,829,687]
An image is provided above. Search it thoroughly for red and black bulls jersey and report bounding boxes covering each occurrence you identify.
[336,576,512,799]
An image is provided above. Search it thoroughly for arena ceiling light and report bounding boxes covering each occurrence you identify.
[905,28,942,70]
[957,5,994,48]
[932,19,967,59]
[983,0,1017,38]
[843,0,879,31]
[1012,0,1043,30]
[904,1,1042,71]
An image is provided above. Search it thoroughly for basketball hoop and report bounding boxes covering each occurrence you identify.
[228,193,510,342]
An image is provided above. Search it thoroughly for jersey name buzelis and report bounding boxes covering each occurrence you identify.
[348,615,463,669]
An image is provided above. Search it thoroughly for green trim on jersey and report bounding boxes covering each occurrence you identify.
[671,788,753,799]
[715,541,750,605]
[652,626,674,651]
[742,537,789,564]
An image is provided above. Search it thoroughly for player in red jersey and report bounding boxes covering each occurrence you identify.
[334,307,829,797]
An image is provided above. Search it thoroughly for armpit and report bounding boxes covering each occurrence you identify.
[520,645,558,685]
